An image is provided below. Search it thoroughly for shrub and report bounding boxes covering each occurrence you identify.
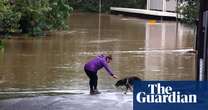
[0,0,73,36]
[178,0,199,25]
[0,0,21,34]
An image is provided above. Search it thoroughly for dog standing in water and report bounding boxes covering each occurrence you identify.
[84,54,118,95]
[115,76,141,94]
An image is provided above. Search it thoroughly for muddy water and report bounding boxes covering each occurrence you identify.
[0,13,195,94]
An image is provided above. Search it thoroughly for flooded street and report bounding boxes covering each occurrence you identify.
[0,13,195,109]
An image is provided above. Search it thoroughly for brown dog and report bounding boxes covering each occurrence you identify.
[115,76,141,94]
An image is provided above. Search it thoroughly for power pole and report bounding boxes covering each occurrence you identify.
[147,0,150,10]
[196,0,208,81]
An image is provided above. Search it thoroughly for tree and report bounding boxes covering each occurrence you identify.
[0,0,73,36]
[178,0,199,25]
[0,0,21,34]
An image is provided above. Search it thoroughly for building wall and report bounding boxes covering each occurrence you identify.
[166,0,177,12]
[150,0,163,11]
[149,0,177,12]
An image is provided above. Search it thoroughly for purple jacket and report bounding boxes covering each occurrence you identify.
[84,55,113,76]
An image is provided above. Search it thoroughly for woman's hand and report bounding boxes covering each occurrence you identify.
[112,74,118,79]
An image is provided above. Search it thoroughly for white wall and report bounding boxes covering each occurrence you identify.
[149,0,177,12]
[166,0,177,12]
[150,0,163,11]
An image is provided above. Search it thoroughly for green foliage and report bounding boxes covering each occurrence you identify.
[68,0,146,13]
[0,0,73,36]
[178,0,199,25]
[0,0,21,33]
[48,0,73,30]
[14,0,51,35]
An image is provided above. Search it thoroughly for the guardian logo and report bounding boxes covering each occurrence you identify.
[136,83,197,104]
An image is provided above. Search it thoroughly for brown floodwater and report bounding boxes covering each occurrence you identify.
[0,13,195,93]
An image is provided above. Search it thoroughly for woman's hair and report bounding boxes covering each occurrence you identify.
[106,54,112,60]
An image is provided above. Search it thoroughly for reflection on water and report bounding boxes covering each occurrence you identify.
[0,13,195,93]
[144,22,195,80]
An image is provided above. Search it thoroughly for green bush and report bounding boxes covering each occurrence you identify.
[47,0,73,30]
[178,0,199,25]
[0,0,73,36]
[0,0,21,34]
[14,0,51,35]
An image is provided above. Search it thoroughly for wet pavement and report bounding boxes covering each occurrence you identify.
[0,91,132,110]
